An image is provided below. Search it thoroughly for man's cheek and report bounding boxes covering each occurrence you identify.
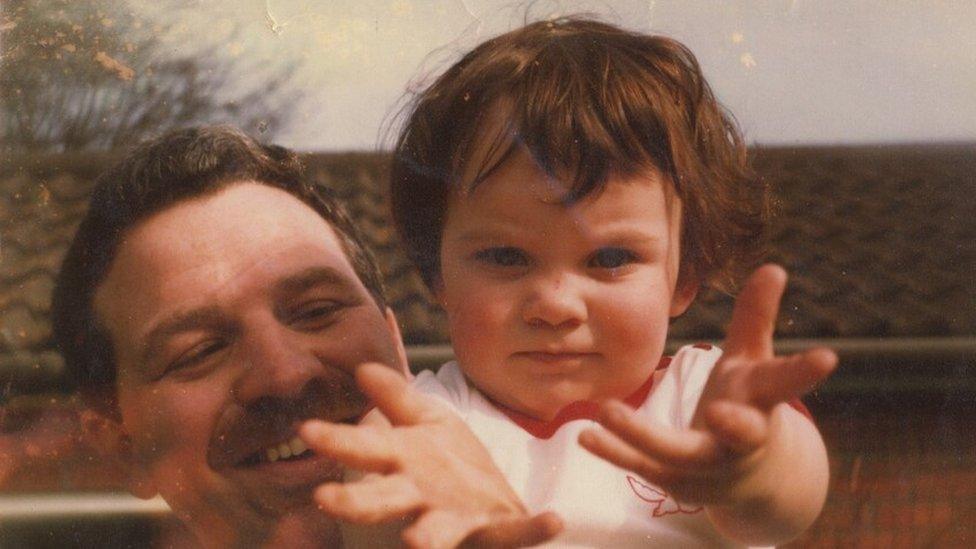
[124,392,207,463]
[132,416,189,466]
[344,332,401,371]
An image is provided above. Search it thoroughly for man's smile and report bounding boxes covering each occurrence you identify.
[226,446,345,494]
[241,435,310,466]
[210,403,365,471]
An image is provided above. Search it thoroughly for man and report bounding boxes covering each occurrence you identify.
[51,127,556,547]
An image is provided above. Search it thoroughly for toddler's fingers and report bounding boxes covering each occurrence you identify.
[724,264,787,360]
[356,362,449,427]
[462,511,564,548]
[314,473,423,524]
[402,510,485,549]
[580,427,719,504]
[703,400,768,455]
[299,419,397,472]
[579,426,679,485]
[748,348,838,407]
[595,400,726,468]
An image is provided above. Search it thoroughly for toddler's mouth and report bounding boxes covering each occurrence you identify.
[515,350,599,363]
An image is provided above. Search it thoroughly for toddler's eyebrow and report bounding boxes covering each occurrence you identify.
[594,230,667,245]
[452,227,516,243]
[453,227,668,248]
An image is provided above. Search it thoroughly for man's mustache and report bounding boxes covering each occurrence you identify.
[208,376,367,469]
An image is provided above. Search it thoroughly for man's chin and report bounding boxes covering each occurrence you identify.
[181,493,339,548]
[266,505,342,546]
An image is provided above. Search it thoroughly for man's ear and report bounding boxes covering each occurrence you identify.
[669,277,700,318]
[383,307,410,377]
[80,408,158,499]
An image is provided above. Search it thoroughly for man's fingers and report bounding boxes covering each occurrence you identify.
[314,474,424,524]
[724,264,787,360]
[356,362,446,427]
[462,511,564,548]
[299,420,396,472]
[594,400,726,468]
[748,347,838,406]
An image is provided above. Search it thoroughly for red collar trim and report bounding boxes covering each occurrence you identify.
[491,356,672,440]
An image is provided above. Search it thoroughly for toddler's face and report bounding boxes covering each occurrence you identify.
[437,148,697,420]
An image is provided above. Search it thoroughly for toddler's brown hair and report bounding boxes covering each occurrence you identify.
[391,17,768,294]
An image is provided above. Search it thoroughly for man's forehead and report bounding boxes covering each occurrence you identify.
[92,183,365,356]
[109,182,350,271]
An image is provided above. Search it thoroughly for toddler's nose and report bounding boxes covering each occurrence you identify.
[522,274,587,328]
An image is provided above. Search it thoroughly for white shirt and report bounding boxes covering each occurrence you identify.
[413,344,760,548]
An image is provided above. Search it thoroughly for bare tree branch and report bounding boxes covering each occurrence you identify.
[1,0,301,153]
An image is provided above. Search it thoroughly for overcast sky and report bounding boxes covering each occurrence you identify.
[139,0,975,151]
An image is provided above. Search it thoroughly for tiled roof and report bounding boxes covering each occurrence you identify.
[1,145,974,394]
[1,154,111,395]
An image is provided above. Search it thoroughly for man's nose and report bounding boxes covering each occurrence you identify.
[231,323,320,404]
[521,271,588,328]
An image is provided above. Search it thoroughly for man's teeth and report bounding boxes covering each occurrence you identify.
[264,436,309,463]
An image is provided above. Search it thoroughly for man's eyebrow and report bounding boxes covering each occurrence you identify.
[139,306,226,367]
[271,266,357,297]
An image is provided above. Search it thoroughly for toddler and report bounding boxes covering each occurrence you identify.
[311,17,836,548]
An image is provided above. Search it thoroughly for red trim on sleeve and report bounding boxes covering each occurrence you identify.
[789,398,814,421]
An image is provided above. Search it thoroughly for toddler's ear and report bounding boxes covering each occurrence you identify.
[669,279,699,317]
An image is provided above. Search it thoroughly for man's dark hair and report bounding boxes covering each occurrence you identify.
[391,17,768,293]
[52,126,387,393]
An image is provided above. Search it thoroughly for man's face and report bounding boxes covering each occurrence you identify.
[93,182,405,544]
[437,148,696,421]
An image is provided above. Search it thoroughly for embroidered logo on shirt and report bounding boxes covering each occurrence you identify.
[626,475,703,517]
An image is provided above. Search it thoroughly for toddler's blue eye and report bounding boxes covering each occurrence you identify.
[590,247,637,269]
[475,247,528,267]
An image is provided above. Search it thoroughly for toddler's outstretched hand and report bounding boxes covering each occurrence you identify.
[579,264,836,544]
[300,363,562,549]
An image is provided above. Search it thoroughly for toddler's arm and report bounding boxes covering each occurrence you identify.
[300,363,562,548]
[579,264,835,546]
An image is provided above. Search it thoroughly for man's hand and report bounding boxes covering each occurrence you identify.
[578,264,836,544]
[299,363,562,549]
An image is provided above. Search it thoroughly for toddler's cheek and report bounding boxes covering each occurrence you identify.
[445,295,511,355]
[598,298,671,358]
